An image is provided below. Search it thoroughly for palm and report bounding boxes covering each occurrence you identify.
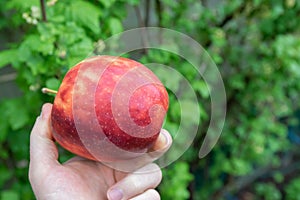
[42,157,123,199]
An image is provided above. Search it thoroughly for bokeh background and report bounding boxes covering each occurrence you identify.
[1,0,300,199]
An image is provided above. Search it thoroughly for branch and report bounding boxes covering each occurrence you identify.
[218,2,246,28]
[134,5,145,27]
[155,0,163,44]
[203,2,247,47]
[212,153,300,199]
[155,0,162,27]
[40,0,47,22]
[145,0,151,27]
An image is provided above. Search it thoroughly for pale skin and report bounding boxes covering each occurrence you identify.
[29,103,172,200]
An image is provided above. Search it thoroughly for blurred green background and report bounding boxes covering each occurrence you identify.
[1,0,300,199]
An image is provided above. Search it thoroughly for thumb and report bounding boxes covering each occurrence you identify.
[104,129,172,172]
[29,103,59,180]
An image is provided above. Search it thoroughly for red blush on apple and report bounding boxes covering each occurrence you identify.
[50,56,169,162]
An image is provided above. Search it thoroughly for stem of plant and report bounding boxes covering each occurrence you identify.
[42,87,57,95]
[40,0,47,22]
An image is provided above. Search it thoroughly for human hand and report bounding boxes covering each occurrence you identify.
[29,103,172,200]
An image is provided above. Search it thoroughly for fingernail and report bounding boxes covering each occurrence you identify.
[108,188,123,200]
[40,105,45,120]
[161,129,170,147]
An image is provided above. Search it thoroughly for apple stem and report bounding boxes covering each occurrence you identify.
[42,87,58,95]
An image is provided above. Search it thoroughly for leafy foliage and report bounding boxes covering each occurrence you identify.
[285,177,300,200]
[160,162,193,200]
[1,0,300,199]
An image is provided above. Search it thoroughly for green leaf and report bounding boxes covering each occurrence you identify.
[69,0,101,34]
[68,38,94,57]
[253,0,263,7]
[6,0,38,10]
[19,34,54,56]
[46,78,61,91]
[4,99,30,130]
[0,147,8,159]
[0,190,19,200]
[192,80,210,98]
[285,177,300,200]
[163,121,178,138]
[98,0,116,8]
[255,183,282,200]
[17,43,32,63]
[160,162,193,200]
[38,40,55,56]
[0,49,18,68]
[273,172,284,183]
[123,0,140,5]
[149,64,181,92]
[0,167,12,187]
[7,129,30,160]
[26,54,45,75]
[180,100,200,125]
[223,158,252,176]
[67,56,86,68]
[109,17,123,35]
[21,35,40,50]
[0,114,9,142]
[58,23,86,46]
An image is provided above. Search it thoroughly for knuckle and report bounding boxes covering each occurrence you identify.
[146,163,161,173]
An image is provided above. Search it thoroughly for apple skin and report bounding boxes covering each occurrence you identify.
[51,56,169,161]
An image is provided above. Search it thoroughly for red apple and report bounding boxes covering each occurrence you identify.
[50,56,169,162]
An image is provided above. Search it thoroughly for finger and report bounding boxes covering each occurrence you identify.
[147,129,172,159]
[129,129,173,168]
[104,129,172,172]
[29,103,59,179]
[107,163,162,200]
[130,189,160,200]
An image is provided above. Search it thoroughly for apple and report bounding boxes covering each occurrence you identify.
[50,55,169,161]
